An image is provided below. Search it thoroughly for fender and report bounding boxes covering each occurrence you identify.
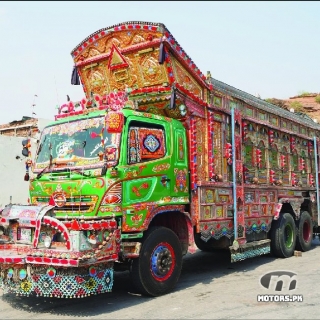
[275,197,304,220]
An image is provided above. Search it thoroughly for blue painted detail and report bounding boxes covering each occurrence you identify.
[144,135,160,152]
[151,245,166,279]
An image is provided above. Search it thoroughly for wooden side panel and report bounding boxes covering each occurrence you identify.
[170,57,203,100]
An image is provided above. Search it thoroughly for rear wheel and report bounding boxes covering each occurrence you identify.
[130,226,182,296]
[270,212,296,258]
[296,211,312,252]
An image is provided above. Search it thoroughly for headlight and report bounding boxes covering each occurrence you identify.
[44,236,52,248]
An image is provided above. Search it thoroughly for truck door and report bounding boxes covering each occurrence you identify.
[171,126,189,198]
[121,116,175,231]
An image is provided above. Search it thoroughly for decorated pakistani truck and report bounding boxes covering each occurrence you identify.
[1,21,320,298]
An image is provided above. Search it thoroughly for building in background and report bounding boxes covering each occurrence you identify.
[0,116,50,139]
[0,116,51,208]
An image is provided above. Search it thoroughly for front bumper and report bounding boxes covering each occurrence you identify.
[0,263,113,298]
[0,204,121,298]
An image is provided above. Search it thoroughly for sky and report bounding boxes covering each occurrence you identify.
[0,1,320,124]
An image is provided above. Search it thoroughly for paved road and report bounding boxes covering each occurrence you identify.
[1,239,320,319]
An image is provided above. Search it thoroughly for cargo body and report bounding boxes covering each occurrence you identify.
[0,21,319,298]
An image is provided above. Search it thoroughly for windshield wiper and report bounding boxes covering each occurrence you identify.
[36,164,52,179]
[52,168,91,177]
[71,168,91,177]
[36,136,46,155]
[36,155,53,179]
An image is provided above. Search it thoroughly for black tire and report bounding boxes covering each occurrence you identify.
[270,212,296,258]
[295,211,312,252]
[194,232,213,252]
[130,226,182,297]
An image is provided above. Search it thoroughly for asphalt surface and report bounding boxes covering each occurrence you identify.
[1,239,320,319]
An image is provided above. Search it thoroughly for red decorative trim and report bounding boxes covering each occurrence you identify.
[56,91,127,120]
[0,217,7,224]
[107,44,129,71]
[236,186,244,201]
[176,83,207,107]
[234,108,241,123]
[184,212,197,254]
[71,22,210,89]
[42,216,71,250]
[207,111,214,179]
[308,140,313,154]
[75,38,161,67]
[130,86,171,95]
[25,256,79,267]
[147,205,185,230]
[33,219,41,248]
[64,219,117,231]
[89,253,119,262]
[290,136,296,152]
[189,117,197,190]
[164,47,175,85]
[0,256,24,264]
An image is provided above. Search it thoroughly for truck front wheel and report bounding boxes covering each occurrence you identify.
[130,226,182,296]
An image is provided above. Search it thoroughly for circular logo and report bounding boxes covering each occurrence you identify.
[53,193,66,207]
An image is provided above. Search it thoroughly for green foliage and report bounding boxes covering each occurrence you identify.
[298,91,311,97]
[264,98,287,108]
[315,95,320,104]
[289,101,304,112]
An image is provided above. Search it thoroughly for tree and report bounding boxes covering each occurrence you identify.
[298,91,311,97]
[289,101,304,112]
[264,98,287,109]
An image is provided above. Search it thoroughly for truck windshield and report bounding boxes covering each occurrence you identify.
[34,116,121,171]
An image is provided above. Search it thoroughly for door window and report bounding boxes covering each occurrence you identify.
[128,125,166,164]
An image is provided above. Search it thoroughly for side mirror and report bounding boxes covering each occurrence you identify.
[22,148,29,157]
[22,139,30,157]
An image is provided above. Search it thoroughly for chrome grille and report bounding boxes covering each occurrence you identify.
[34,195,98,213]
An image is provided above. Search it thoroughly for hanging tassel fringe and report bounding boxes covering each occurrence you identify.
[169,88,176,110]
[71,66,80,85]
[158,42,165,64]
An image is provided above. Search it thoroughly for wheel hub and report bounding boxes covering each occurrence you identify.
[284,223,293,248]
[303,221,311,242]
[151,245,174,280]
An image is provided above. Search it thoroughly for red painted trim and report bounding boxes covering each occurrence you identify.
[0,257,24,264]
[42,216,71,250]
[64,219,116,231]
[207,111,214,179]
[25,256,79,267]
